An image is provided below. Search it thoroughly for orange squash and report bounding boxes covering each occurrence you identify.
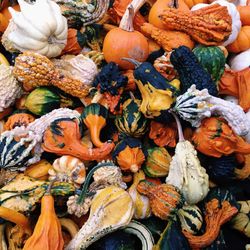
[0,4,20,32]
[237,6,250,26]
[183,0,207,8]
[227,26,250,53]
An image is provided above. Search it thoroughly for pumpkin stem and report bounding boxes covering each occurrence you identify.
[171,112,185,142]
[122,58,141,68]
[119,4,135,32]
[169,0,179,8]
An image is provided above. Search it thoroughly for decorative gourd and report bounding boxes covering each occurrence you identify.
[170,46,218,96]
[148,0,190,30]
[173,85,249,136]
[4,112,35,131]
[144,147,171,177]
[192,117,250,157]
[2,0,68,58]
[230,200,250,237]
[0,108,80,170]
[81,103,108,148]
[49,156,86,188]
[237,5,250,25]
[54,0,109,28]
[113,137,146,173]
[160,4,232,45]
[229,48,250,71]
[227,26,250,53]
[124,58,180,119]
[149,121,177,147]
[137,180,184,220]
[23,182,64,250]
[0,64,23,113]
[184,0,207,8]
[141,23,195,52]
[103,5,149,70]
[66,186,134,250]
[13,52,91,98]
[191,0,241,46]
[166,113,209,205]
[128,170,151,219]
[177,205,203,234]
[115,98,148,138]
[193,45,226,83]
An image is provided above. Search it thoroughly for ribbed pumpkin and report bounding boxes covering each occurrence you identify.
[143,147,171,177]
[237,6,250,26]
[193,45,226,83]
[115,98,148,138]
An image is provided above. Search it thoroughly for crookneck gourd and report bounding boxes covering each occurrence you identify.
[2,0,68,58]
[66,186,134,250]
[137,180,184,220]
[42,118,115,162]
[159,4,232,45]
[0,108,80,170]
[173,84,249,136]
[13,52,94,98]
[192,117,250,158]
[166,113,209,205]
[170,46,218,96]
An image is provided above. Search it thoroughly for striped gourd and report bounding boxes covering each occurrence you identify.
[193,45,226,83]
[177,205,203,234]
[115,98,148,138]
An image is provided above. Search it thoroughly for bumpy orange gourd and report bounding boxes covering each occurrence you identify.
[227,26,250,53]
[23,187,64,250]
[237,6,250,26]
[4,113,35,131]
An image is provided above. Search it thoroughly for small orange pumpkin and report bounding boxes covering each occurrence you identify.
[227,26,250,53]
[237,6,250,26]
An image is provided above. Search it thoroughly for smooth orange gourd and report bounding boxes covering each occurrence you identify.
[0,4,20,32]
[227,26,250,53]
[237,6,250,26]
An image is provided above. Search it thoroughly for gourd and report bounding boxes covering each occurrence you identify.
[227,26,250,53]
[115,98,149,138]
[2,0,68,58]
[193,45,226,83]
[128,170,151,219]
[160,4,232,45]
[137,180,184,220]
[191,0,241,46]
[141,23,195,52]
[183,0,208,8]
[23,182,64,250]
[166,113,209,205]
[81,103,108,148]
[235,154,250,179]
[143,147,171,177]
[237,5,250,25]
[148,0,190,30]
[177,205,203,234]
[229,48,250,71]
[170,46,218,96]
[103,5,149,70]
[113,137,146,173]
[66,186,134,250]
[124,58,180,119]
[0,64,23,113]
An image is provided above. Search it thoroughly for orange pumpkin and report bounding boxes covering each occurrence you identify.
[103,5,149,70]
[227,26,250,53]
[0,4,20,32]
[237,6,250,26]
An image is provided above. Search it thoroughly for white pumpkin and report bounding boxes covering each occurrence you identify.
[2,0,68,58]
[191,0,241,46]
[229,48,250,70]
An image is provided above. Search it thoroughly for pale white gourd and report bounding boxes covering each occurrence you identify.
[2,0,68,58]
[191,0,242,46]
[229,48,250,70]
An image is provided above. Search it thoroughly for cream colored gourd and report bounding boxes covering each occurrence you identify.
[166,113,209,205]
[2,0,67,58]
[192,0,241,46]
[229,48,250,70]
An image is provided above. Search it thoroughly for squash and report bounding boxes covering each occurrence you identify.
[144,147,171,177]
[193,45,226,83]
[23,182,64,250]
[65,186,134,250]
[103,5,149,70]
[113,137,146,173]
[227,26,250,53]
[128,170,151,219]
[115,98,149,138]
[2,0,68,58]
[170,46,218,96]
[184,0,207,8]
[149,0,190,30]
[229,48,250,71]
[237,5,250,25]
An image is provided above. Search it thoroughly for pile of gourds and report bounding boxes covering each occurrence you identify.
[0,0,249,249]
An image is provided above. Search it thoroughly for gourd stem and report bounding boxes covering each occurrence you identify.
[169,0,179,8]
[119,4,135,32]
[45,177,58,195]
[122,58,141,68]
[171,112,185,142]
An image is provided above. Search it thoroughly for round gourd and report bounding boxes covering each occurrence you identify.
[229,48,250,70]
[237,6,250,26]
[183,0,208,8]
